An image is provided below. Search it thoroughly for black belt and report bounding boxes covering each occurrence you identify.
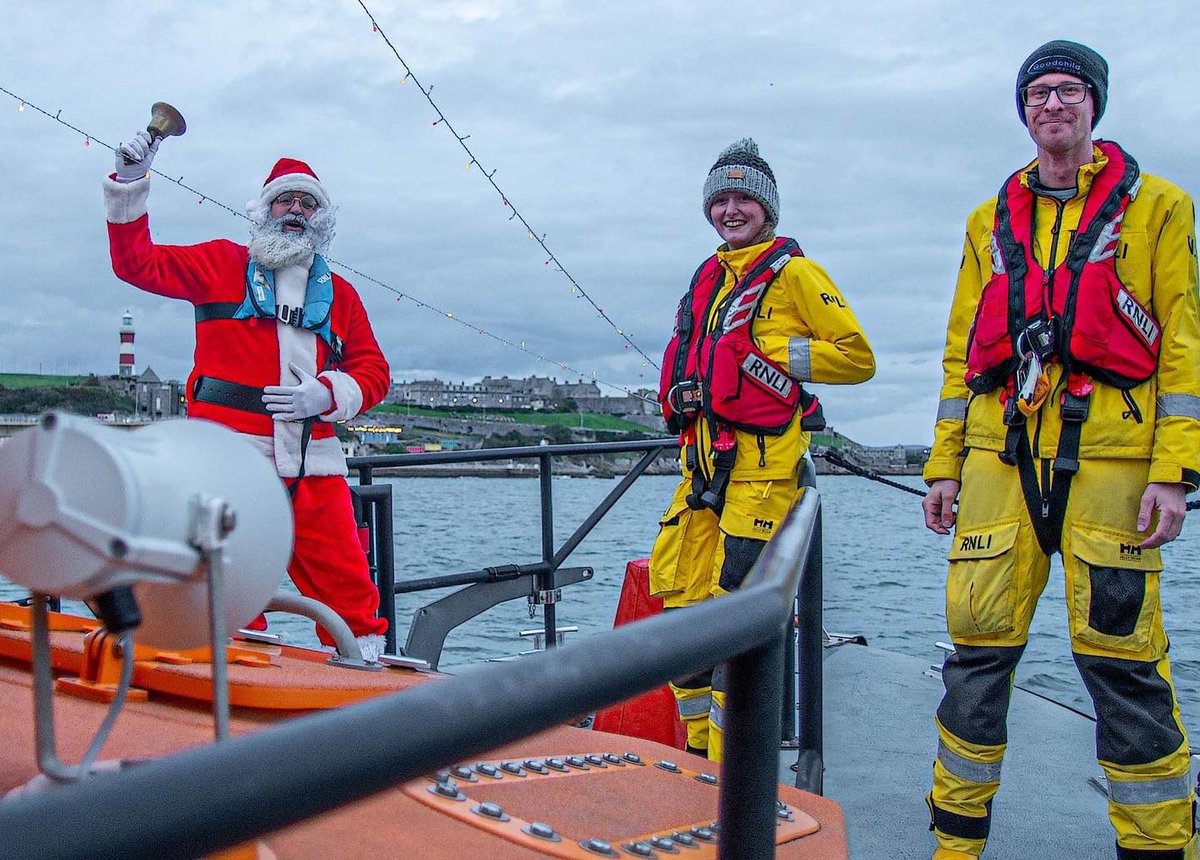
[191,376,271,416]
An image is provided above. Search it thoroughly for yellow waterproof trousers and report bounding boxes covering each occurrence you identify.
[929,451,1195,859]
[650,478,802,760]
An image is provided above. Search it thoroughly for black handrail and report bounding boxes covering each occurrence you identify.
[0,490,822,860]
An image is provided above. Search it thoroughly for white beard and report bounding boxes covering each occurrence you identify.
[246,201,337,270]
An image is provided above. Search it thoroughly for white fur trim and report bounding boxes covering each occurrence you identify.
[319,370,364,422]
[234,431,346,478]
[103,175,151,224]
[260,174,330,209]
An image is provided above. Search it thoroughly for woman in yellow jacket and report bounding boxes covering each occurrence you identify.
[650,138,875,761]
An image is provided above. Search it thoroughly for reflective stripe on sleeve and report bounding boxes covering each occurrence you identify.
[1106,773,1193,805]
[788,338,812,382]
[1156,393,1200,420]
[709,701,725,730]
[937,740,1002,784]
[937,397,968,422]
[676,694,713,719]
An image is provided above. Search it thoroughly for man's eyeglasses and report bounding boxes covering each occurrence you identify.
[272,192,319,213]
[1021,82,1091,107]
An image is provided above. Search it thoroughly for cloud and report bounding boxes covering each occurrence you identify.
[2,1,1197,446]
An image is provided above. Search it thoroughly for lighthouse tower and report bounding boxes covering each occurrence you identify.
[118,310,135,378]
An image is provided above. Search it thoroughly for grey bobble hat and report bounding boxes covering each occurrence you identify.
[1016,40,1108,128]
[702,138,780,226]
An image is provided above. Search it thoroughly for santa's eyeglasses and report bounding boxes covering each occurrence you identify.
[272,192,320,213]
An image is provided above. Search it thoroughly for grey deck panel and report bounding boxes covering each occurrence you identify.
[811,643,1128,860]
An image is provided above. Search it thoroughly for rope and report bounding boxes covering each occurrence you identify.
[816,450,925,497]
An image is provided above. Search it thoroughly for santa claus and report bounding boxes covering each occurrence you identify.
[104,130,390,662]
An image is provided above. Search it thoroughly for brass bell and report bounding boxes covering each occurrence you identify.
[146,102,187,142]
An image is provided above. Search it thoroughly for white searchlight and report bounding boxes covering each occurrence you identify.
[0,412,292,650]
[0,413,293,781]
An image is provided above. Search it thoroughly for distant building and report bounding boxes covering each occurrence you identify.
[388,375,659,417]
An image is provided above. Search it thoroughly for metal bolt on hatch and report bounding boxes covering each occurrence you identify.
[565,756,589,770]
[622,753,644,765]
[450,765,477,782]
[428,781,465,801]
[690,827,714,841]
[654,760,680,773]
[584,754,607,767]
[694,772,718,785]
[603,753,626,766]
[524,759,549,774]
[580,837,618,856]
[523,822,561,842]
[500,761,526,776]
[546,757,568,771]
[650,836,680,853]
[622,841,654,857]
[472,801,509,821]
[475,763,502,778]
[670,832,697,848]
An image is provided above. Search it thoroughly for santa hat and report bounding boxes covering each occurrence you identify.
[259,158,330,209]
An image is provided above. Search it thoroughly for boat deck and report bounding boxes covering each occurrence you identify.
[814,641,1179,859]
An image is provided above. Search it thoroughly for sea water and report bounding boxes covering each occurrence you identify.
[4,472,1198,732]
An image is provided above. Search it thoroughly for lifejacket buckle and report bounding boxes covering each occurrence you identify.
[1017,318,1057,361]
[1060,391,1091,424]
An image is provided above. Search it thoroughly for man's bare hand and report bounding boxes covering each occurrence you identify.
[1137,482,1187,549]
[923,479,961,535]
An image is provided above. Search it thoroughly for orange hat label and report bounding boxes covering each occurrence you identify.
[726,169,746,179]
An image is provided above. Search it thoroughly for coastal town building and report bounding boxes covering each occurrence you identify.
[387,376,658,417]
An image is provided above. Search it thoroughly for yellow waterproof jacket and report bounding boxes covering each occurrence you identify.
[924,146,1200,487]
[688,239,875,482]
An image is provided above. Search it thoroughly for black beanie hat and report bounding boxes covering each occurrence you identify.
[1015,40,1108,129]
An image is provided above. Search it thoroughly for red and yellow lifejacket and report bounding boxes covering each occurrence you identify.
[965,140,1160,394]
[659,237,814,435]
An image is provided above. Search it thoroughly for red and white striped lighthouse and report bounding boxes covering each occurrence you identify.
[118,310,135,378]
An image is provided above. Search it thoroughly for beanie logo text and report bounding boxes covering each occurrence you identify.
[1025,55,1083,78]
[726,169,746,179]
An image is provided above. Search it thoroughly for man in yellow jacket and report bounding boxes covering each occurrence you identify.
[651,138,874,762]
[922,40,1200,859]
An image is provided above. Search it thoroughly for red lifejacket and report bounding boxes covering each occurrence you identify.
[965,140,1160,394]
[659,238,815,436]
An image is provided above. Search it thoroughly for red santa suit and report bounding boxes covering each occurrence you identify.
[103,158,389,648]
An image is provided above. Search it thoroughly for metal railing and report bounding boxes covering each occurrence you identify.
[348,438,676,668]
[0,487,823,860]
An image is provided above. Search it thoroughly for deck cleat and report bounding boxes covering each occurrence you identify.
[649,835,680,853]
[523,759,549,774]
[603,753,626,766]
[545,757,568,772]
[500,761,526,776]
[622,841,654,856]
[472,801,509,821]
[474,762,502,779]
[654,759,680,773]
[584,754,607,767]
[622,752,644,765]
[580,837,619,856]
[523,822,561,842]
[565,756,590,770]
[694,772,718,785]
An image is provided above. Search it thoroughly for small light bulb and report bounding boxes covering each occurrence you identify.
[17,102,25,112]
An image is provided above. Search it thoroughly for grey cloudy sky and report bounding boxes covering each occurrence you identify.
[1,1,1197,446]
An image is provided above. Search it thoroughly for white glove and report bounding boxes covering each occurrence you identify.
[114,130,160,183]
[262,362,333,421]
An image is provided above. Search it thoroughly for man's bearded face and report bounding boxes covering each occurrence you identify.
[246,200,336,269]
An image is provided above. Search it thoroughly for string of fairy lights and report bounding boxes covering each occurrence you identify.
[354,0,660,373]
[0,84,657,403]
